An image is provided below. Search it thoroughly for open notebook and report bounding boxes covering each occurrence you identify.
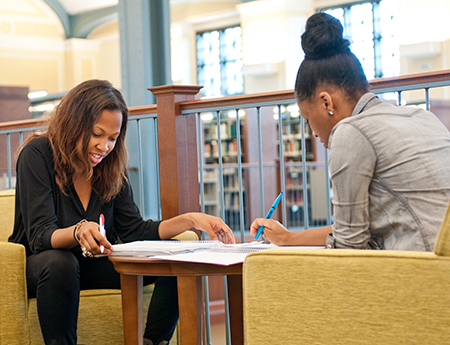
[107,240,324,266]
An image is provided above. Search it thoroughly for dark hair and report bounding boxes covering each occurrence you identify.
[26,79,129,202]
[295,12,369,102]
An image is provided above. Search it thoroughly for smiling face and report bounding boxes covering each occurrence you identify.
[76,109,123,168]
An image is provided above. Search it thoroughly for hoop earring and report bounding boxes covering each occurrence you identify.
[328,110,334,116]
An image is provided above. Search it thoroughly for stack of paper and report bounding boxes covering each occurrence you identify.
[150,243,324,266]
[107,240,324,266]
[109,240,221,257]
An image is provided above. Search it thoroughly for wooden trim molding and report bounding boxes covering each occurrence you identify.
[369,69,450,90]
[128,104,157,116]
[0,118,47,131]
[180,89,296,112]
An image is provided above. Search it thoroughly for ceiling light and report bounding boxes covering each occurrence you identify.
[28,90,48,99]
[227,109,245,118]
[201,113,214,121]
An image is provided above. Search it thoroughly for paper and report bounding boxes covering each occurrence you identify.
[150,245,325,266]
[109,240,222,257]
[151,245,325,266]
[151,251,249,266]
[107,240,324,265]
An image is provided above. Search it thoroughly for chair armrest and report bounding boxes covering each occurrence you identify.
[243,249,450,345]
[171,230,199,241]
[0,242,29,344]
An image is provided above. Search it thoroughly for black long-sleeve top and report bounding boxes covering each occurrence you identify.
[8,137,161,256]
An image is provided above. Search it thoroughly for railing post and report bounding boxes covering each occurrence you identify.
[149,85,203,219]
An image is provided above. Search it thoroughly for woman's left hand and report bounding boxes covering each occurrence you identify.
[158,212,235,243]
[250,218,292,245]
[187,213,235,244]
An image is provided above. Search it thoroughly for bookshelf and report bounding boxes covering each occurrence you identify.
[278,119,314,162]
[202,169,220,217]
[201,114,249,230]
[275,109,319,229]
[200,106,322,231]
[203,118,243,164]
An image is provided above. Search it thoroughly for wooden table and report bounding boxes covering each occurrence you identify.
[109,256,244,345]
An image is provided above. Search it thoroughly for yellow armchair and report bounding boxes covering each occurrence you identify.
[0,189,197,344]
[243,203,450,345]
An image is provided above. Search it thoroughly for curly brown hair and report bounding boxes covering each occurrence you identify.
[27,79,129,202]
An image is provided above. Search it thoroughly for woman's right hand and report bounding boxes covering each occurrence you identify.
[250,218,292,245]
[76,221,112,255]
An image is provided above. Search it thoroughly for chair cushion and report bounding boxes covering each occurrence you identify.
[27,286,156,345]
[244,249,450,345]
[434,201,450,256]
[0,188,15,242]
[0,242,29,344]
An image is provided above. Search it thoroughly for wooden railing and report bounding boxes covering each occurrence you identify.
[369,69,450,92]
[2,69,450,133]
[2,70,450,219]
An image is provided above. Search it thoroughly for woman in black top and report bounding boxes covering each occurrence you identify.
[9,79,234,345]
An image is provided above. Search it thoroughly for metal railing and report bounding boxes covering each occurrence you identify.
[189,98,330,242]
[3,70,449,223]
[0,109,160,221]
[179,69,450,239]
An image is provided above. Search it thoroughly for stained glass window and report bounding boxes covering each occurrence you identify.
[324,0,399,80]
[197,26,244,97]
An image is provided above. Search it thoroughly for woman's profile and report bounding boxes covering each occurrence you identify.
[251,12,450,251]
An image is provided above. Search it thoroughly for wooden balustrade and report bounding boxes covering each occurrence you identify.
[0,118,46,131]
[369,69,450,90]
[2,69,450,208]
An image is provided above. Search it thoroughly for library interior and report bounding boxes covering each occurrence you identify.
[1,0,450,344]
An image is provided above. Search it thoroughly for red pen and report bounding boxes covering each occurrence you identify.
[99,214,106,253]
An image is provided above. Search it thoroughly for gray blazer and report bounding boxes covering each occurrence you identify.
[326,93,450,251]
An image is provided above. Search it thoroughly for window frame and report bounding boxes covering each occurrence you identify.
[196,25,244,97]
[321,0,395,79]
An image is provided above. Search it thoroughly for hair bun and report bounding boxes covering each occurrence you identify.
[301,13,351,60]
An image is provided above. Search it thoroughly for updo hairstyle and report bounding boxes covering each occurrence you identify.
[295,13,369,103]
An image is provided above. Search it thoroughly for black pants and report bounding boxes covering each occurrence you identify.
[26,247,179,345]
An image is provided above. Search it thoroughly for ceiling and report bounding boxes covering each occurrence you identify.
[55,0,236,15]
[57,0,118,15]
[46,0,250,38]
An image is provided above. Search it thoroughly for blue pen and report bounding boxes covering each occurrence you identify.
[255,192,283,240]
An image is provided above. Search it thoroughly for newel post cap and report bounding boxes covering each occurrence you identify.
[148,84,203,97]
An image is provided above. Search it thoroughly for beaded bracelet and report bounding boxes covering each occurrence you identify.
[73,219,87,243]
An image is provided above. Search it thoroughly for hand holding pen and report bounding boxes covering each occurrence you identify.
[74,217,112,256]
[254,192,283,240]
